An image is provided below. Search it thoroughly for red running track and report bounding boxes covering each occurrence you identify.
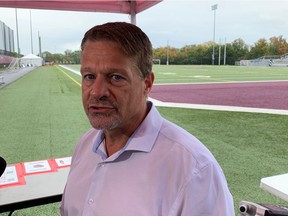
[149,81,288,110]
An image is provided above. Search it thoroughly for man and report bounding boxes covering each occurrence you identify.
[60,22,234,215]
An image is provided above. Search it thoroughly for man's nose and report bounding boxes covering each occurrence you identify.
[90,76,110,98]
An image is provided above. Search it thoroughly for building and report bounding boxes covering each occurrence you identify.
[0,20,15,68]
[0,20,14,55]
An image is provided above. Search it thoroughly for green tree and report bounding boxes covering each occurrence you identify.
[39,35,288,66]
[42,51,54,63]
[249,38,269,58]
[269,36,288,55]
[71,50,81,64]
[231,38,249,60]
[153,47,170,65]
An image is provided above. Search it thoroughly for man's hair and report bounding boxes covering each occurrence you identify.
[81,22,153,79]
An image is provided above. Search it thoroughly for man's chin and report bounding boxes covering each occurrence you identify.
[89,117,120,131]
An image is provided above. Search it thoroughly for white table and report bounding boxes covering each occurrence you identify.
[260,173,288,202]
[0,167,69,214]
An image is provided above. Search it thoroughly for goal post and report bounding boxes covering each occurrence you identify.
[7,58,20,69]
[152,59,161,65]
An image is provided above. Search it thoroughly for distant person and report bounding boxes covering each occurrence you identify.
[269,59,273,66]
[60,22,234,215]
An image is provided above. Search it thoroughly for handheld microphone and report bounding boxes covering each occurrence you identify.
[0,156,7,177]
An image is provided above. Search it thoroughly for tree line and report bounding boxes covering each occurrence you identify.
[42,35,288,65]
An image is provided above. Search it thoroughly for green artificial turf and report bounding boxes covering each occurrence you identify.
[0,66,89,163]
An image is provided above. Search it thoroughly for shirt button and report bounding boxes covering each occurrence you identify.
[88,198,94,205]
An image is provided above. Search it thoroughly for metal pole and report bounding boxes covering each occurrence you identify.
[130,0,136,25]
[213,9,215,65]
[166,41,169,65]
[211,4,218,65]
[224,38,227,65]
[38,31,42,57]
[30,10,33,54]
[15,9,20,67]
[218,38,221,65]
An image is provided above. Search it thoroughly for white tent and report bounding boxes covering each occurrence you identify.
[20,54,43,67]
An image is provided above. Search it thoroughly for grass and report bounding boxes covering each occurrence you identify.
[0,66,88,215]
[0,65,287,215]
[0,66,88,163]
[153,65,288,83]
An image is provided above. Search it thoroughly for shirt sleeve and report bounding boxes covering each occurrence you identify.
[168,163,235,216]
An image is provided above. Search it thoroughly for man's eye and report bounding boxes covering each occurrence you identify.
[83,74,95,80]
[111,75,123,81]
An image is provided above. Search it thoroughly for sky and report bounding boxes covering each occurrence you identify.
[0,0,287,55]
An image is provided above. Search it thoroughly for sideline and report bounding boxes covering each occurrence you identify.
[59,65,80,76]
[149,98,288,115]
[56,65,81,87]
[59,65,288,116]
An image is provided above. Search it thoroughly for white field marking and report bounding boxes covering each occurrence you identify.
[56,65,81,87]
[193,75,211,78]
[159,72,176,75]
[153,80,288,86]
[59,65,81,76]
[148,97,288,116]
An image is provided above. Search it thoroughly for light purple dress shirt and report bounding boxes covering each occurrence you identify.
[60,102,235,216]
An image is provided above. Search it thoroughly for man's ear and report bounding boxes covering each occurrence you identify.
[144,72,154,94]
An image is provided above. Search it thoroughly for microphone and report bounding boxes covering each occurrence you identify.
[0,156,7,177]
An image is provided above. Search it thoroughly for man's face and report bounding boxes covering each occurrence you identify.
[80,40,153,132]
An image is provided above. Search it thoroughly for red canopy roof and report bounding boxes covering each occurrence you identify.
[0,0,161,14]
[0,0,162,24]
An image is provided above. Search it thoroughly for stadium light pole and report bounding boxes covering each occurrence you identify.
[15,9,20,67]
[224,38,227,65]
[38,31,42,58]
[211,4,218,65]
[166,40,169,65]
[218,38,221,65]
[30,10,33,54]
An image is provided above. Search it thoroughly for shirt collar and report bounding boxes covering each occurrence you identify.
[124,101,163,153]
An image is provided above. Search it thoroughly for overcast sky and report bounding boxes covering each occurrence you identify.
[0,0,287,55]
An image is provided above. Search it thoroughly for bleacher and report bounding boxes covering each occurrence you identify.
[271,53,288,67]
[240,53,288,67]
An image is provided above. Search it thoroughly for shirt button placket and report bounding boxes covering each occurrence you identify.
[98,163,105,168]
[88,198,94,205]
